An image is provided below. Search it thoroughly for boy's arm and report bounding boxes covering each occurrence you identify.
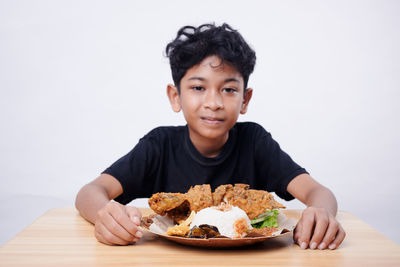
[287,173,346,250]
[75,173,143,245]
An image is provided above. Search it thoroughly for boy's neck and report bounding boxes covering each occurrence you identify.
[188,130,229,158]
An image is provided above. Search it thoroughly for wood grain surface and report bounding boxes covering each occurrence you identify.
[0,208,399,266]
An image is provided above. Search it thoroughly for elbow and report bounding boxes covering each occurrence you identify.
[75,184,88,212]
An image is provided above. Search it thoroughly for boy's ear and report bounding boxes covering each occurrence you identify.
[167,84,182,112]
[240,88,253,114]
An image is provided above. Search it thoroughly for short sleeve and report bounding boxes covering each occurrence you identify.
[102,137,159,204]
[254,127,308,201]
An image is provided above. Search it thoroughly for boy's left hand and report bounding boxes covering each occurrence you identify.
[294,206,346,250]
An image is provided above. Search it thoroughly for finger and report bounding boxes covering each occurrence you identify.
[109,205,142,239]
[101,211,136,243]
[298,212,316,249]
[309,213,329,249]
[126,206,142,224]
[328,226,346,250]
[318,219,340,249]
[95,230,114,246]
[293,221,302,244]
[126,206,143,236]
[98,222,132,245]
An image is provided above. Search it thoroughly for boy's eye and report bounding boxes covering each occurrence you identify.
[223,88,237,93]
[191,86,204,91]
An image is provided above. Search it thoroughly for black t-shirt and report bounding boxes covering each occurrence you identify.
[103,122,308,204]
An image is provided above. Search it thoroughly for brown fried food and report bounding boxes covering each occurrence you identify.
[148,183,284,222]
[148,192,187,216]
[212,184,233,205]
[166,224,190,237]
[149,185,213,223]
[221,183,285,219]
[166,211,195,236]
[165,200,191,224]
[186,184,213,212]
[140,213,157,228]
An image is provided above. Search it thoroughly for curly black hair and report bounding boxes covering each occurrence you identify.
[165,23,256,92]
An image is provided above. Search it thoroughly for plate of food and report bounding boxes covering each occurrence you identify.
[141,184,297,248]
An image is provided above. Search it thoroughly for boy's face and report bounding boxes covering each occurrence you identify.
[167,55,252,150]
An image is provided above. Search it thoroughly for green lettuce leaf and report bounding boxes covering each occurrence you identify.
[250,209,279,228]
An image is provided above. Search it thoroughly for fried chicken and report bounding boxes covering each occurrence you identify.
[212,184,233,205]
[186,184,213,212]
[147,192,192,223]
[148,184,285,222]
[148,192,187,215]
[218,183,285,219]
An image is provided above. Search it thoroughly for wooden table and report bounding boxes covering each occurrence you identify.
[0,208,399,266]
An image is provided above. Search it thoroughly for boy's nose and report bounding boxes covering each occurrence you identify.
[204,90,223,110]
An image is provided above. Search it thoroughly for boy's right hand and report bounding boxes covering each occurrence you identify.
[94,201,143,245]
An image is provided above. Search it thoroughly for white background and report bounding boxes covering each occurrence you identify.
[1,0,399,246]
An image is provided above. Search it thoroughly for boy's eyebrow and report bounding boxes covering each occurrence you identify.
[224,78,240,83]
[188,76,206,81]
[187,77,240,83]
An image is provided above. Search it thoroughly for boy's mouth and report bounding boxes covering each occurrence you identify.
[201,116,224,125]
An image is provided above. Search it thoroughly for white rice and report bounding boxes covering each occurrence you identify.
[189,205,252,238]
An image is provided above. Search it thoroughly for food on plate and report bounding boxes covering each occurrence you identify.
[246,209,279,236]
[216,184,285,220]
[147,192,189,223]
[185,184,214,212]
[166,211,195,236]
[188,224,221,238]
[148,183,285,223]
[148,184,213,223]
[251,209,280,228]
[146,184,288,239]
[189,203,252,238]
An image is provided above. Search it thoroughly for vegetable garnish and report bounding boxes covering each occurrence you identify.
[250,209,279,229]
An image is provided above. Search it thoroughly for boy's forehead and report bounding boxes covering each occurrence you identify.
[184,55,244,84]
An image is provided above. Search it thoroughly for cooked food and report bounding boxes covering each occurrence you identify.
[165,211,195,237]
[147,184,287,239]
[148,192,190,223]
[188,224,221,238]
[212,184,231,205]
[189,204,252,238]
[186,184,213,212]
[148,192,187,215]
[220,184,285,220]
[148,183,284,223]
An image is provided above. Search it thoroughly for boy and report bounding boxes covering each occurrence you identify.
[75,23,345,249]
